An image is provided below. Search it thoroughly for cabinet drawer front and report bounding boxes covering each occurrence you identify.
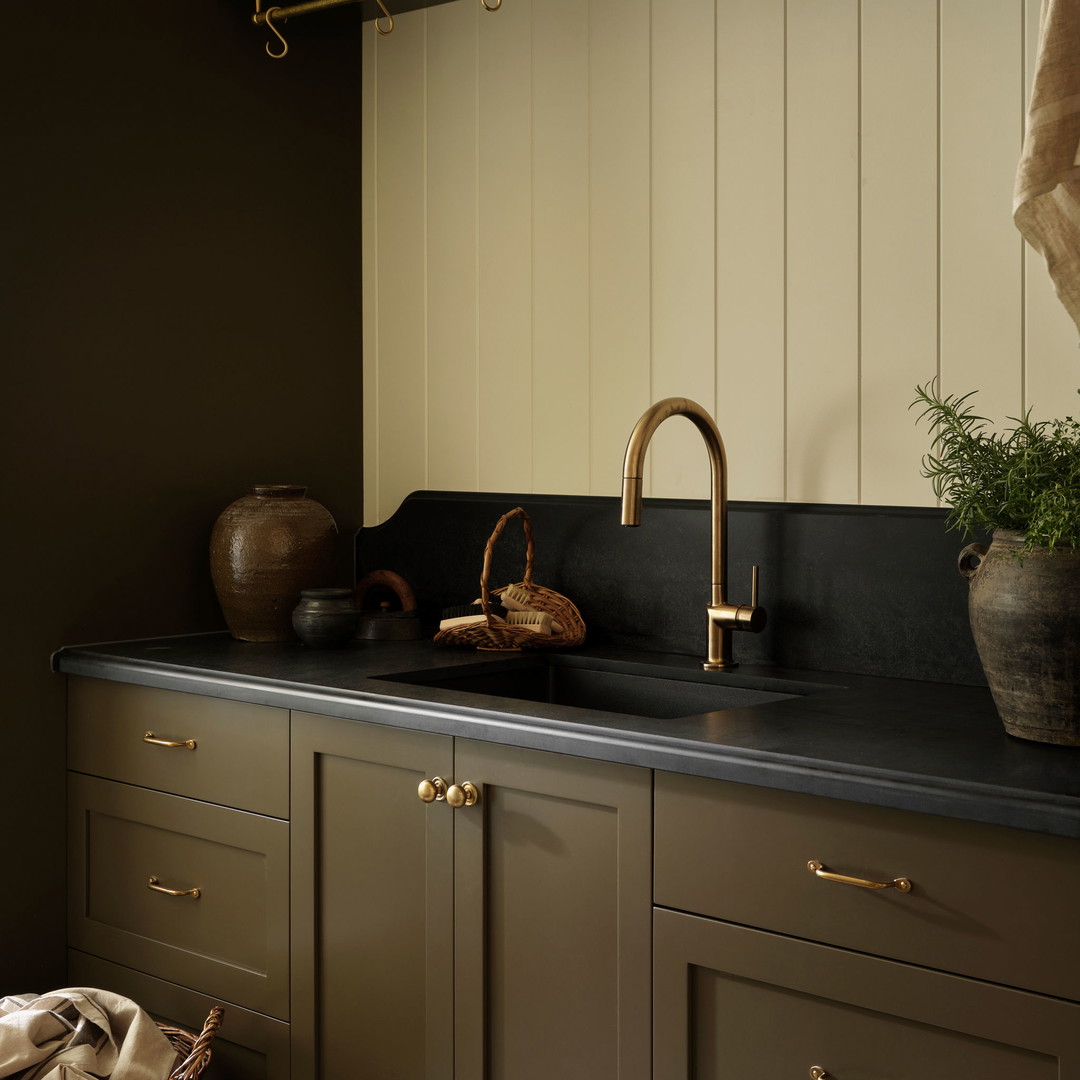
[68,677,288,817]
[68,950,291,1080]
[654,772,1080,1001]
[69,775,289,1020]
[653,909,1080,1080]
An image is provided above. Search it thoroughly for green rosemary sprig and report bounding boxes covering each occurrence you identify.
[911,382,1080,552]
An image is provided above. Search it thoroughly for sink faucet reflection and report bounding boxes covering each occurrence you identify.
[620,397,766,670]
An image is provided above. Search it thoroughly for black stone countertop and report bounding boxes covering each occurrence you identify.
[54,633,1080,840]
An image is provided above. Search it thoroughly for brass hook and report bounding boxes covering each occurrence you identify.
[264,7,289,58]
[481,0,502,10]
[374,0,395,35]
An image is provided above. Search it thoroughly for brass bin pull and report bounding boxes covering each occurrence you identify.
[143,731,197,750]
[147,875,201,899]
[446,781,479,808]
[418,776,448,803]
[808,860,912,893]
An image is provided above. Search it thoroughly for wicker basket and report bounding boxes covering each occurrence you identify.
[158,1005,225,1080]
[434,507,585,651]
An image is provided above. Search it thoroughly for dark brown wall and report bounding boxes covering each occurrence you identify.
[3,2,364,989]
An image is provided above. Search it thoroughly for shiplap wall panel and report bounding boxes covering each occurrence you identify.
[588,0,652,494]
[939,0,1024,425]
[372,19,427,525]
[362,23,379,517]
[649,0,716,502]
[477,0,533,494]
[363,0,1080,526]
[714,0,786,502]
[427,3,480,493]
[859,0,940,506]
[785,0,861,504]
[532,0,591,495]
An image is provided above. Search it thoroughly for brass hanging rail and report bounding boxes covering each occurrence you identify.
[253,0,501,58]
[254,0,388,58]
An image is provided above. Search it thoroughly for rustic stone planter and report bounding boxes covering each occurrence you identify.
[959,528,1080,746]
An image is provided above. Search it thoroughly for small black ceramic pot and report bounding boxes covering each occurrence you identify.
[291,588,359,649]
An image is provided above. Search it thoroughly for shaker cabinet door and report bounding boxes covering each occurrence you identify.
[290,712,454,1080]
[654,907,1080,1080]
[453,739,652,1080]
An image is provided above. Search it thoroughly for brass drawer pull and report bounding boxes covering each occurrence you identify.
[147,875,201,899]
[446,781,479,808]
[418,776,448,803]
[809,1068,829,1080]
[143,730,197,750]
[808,860,911,893]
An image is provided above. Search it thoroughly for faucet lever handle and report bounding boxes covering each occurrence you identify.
[733,566,766,634]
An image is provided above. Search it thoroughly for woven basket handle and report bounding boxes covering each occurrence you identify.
[479,507,535,613]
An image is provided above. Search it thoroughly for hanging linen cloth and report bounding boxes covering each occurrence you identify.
[1014,0,1080,338]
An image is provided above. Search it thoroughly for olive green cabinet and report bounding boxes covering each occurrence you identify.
[67,677,292,1080]
[290,712,652,1080]
[653,909,1080,1079]
[69,674,1080,1080]
[653,772,1080,1079]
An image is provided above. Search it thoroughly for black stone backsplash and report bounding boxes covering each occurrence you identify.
[355,490,985,685]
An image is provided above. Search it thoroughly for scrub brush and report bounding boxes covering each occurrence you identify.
[495,583,564,634]
[438,601,508,632]
[505,610,553,635]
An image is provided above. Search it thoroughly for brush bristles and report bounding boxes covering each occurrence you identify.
[505,610,553,635]
[439,601,508,631]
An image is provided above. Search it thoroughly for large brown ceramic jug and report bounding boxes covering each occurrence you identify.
[959,528,1080,745]
[210,484,338,642]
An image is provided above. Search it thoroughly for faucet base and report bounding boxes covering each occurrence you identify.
[703,660,738,672]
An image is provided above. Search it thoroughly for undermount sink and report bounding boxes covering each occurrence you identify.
[377,654,827,720]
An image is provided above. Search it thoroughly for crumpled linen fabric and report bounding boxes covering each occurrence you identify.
[1014,0,1080,338]
[0,989,177,1080]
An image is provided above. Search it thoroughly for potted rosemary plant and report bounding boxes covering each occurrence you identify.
[913,382,1080,745]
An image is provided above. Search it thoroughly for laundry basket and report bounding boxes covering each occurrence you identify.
[158,1005,225,1080]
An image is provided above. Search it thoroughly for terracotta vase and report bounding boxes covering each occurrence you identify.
[210,485,338,642]
[959,528,1080,745]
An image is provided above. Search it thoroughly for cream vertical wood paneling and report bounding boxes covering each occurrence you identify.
[714,0,786,502]
[860,0,940,506]
[532,0,591,495]
[363,23,380,526]
[785,0,860,504]
[477,0,533,493]
[588,0,652,496]
[426,2,479,492]
[371,13,429,523]
[939,0,1023,426]
[362,0,1050,520]
[649,0,716,501]
[1021,0,1080,421]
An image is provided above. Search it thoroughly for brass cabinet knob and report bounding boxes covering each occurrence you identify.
[809,1068,829,1080]
[417,776,448,803]
[446,781,479,808]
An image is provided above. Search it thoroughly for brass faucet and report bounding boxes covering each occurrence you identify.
[620,397,766,670]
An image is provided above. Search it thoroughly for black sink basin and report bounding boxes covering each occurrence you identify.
[377,654,825,720]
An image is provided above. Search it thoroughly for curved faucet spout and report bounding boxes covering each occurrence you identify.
[620,397,764,670]
[620,397,727,592]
